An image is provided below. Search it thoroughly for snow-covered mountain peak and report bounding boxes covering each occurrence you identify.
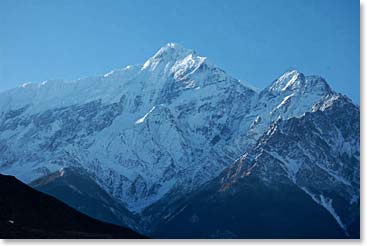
[268,69,305,92]
[266,69,332,97]
[153,42,194,59]
[138,43,244,92]
[142,43,197,70]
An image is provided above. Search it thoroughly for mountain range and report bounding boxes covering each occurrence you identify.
[0,43,359,238]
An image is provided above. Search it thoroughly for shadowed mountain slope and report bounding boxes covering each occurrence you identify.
[0,173,146,239]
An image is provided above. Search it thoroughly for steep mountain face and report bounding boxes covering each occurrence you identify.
[0,43,256,212]
[152,95,359,238]
[0,43,359,238]
[0,174,145,239]
[30,167,139,230]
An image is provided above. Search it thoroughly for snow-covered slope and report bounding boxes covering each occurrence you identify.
[0,42,358,230]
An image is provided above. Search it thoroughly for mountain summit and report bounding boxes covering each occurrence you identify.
[268,69,332,95]
[149,43,195,62]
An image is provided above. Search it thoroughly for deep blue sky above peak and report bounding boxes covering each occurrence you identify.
[0,0,359,103]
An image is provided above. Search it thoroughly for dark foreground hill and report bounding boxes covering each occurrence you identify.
[0,173,146,239]
[30,167,139,230]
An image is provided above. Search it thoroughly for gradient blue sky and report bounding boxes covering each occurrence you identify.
[0,0,360,103]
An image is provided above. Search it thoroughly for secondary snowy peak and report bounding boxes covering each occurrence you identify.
[268,70,303,91]
[267,69,332,95]
[241,70,336,148]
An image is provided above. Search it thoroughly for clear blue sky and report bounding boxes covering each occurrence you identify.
[0,0,360,103]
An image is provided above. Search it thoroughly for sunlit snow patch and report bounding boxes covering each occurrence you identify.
[135,106,156,124]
